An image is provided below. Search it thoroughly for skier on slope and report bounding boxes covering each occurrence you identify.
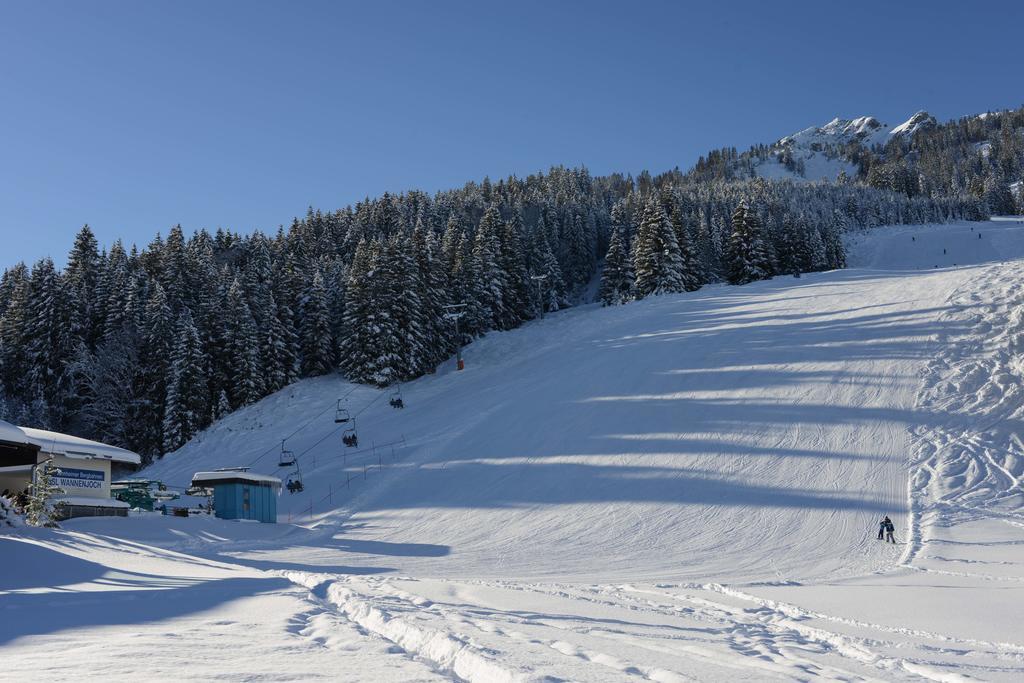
[877,516,896,544]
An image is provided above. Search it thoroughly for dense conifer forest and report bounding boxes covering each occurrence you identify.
[2,107,1021,462]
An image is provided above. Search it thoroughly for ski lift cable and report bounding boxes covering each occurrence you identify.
[163,386,394,490]
[273,389,390,473]
[270,389,385,475]
[288,436,408,517]
[246,386,361,469]
[169,386,396,490]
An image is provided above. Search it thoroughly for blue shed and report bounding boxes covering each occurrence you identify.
[191,469,281,523]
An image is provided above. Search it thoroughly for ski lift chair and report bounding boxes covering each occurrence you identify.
[278,442,296,467]
[342,426,358,448]
[389,385,404,409]
[335,399,351,424]
[286,477,304,494]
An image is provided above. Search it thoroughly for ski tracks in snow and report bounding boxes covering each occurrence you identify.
[908,259,1024,565]
[280,570,1022,682]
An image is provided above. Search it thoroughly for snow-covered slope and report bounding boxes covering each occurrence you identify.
[5,218,1024,681]
[133,218,1024,585]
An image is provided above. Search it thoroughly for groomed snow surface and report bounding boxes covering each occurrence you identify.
[4,218,1024,681]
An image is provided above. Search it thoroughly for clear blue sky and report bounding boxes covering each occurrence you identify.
[2,0,1022,268]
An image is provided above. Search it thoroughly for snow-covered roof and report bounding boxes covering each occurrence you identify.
[19,426,142,465]
[191,471,282,488]
[0,419,31,446]
[52,495,131,509]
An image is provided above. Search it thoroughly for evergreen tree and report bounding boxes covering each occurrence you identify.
[137,284,174,457]
[468,206,508,332]
[526,222,568,313]
[65,225,102,348]
[300,270,334,376]
[214,389,231,421]
[25,259,71,422]
[338,240,376,383]
[498,214,532,328]
[0,264,31,398]
[599,223,634,305]
[100,241,131,341]
[68,332,139,449]
[224,278,264,407]
[776,218,803,275]
[669,204,704,291]
[162,309,207,454]
[362,243,404,386]
[632,198,685,297]
[385,234,427,379]
[25,459,63,527]
[413,221,453,371]
[725,203,773,285]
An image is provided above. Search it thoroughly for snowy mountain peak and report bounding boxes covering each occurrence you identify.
[750,110,941,182]
[822,116,884,138]
[779,111,937,150]
[890,110,937,137]
[779,115,888,148]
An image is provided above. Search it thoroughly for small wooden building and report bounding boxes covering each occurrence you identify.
[191,469,281,523]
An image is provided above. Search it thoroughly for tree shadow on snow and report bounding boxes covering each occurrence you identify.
[0,541,294,646]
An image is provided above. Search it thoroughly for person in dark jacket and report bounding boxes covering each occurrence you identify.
[877,516,890,540]
[885,517,896,544]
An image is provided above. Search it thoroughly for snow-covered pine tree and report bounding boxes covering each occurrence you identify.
[563,212,597,292]
[498,213,532,329]
[67,331,139,449]
[100,241,131,341]
[632,198,685,298]
[469,206,508,333]
[214,389,231,421]
[526,218,568,313]
[669,204,704,292]
[599,223,634,305]
[776,217,803,275]
[243,236,289,393]
[338,240,377,383]
[64,225,102,348]
[224,278,264,408]
[25,459,63,527]
[162,309,208,454]
[25,258,71,424]
[825,210,848,269]
[413,221,453,372]
[388,233,427,379]
[361,240,404,387]
[132,283,173,458]
[725,203,773,285]
[0,264,31,399]
[805,226,828,272]
[299,270,335,376]
[609,200,633,249]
